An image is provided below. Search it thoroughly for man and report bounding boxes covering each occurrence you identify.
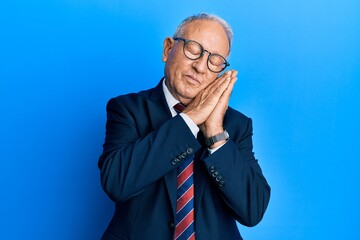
[98,13,270,240]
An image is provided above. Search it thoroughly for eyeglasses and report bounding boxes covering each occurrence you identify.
[173,37,230,73]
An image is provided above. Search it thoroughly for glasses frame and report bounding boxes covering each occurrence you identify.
[173,37,230,73]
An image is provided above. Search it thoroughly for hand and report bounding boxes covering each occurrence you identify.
[201,70,237,138]
[183,70,238,137]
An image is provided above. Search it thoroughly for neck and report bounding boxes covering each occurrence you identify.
[164,78,191,106]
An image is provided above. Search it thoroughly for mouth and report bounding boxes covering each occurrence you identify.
[184,74,200,85]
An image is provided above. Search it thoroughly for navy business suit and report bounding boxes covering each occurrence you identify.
[98,80,270,240]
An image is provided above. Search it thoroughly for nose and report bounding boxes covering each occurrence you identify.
[192,52,209,73]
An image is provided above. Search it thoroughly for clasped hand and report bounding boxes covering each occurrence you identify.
[183,70,238,139]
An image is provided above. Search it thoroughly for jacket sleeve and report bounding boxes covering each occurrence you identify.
[200,115,271,227]
[98,97,201,203]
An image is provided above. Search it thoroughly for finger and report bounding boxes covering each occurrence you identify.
[204,71,232,98]
[230,70,238,78]
[188,74,230,109]
[205,71,232,89]
[217,74,238,106]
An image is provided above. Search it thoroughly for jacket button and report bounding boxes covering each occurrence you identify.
[215,176,223,182]
[171,158,179,165]
[209,166,215,173]
[186,147,193,154]
[219,181,225,187]
[168,221,175,229]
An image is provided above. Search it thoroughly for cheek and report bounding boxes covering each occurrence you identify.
[167,59,187,79]
[203,73,219,86]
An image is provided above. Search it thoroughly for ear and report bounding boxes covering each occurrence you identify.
[162,37,175,62]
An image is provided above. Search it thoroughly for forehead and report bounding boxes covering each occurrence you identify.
[181,20,229,55]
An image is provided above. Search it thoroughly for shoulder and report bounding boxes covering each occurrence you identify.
[106,86,158,111]
[225,106,251,123]
[107,80,163,109]
[108,88,151,104]
[224,107,253,137]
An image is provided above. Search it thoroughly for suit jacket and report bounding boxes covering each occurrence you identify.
[98,80,270,240]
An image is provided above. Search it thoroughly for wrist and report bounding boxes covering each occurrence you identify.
[208,139,227,149]
[202,125,224,138]
[204,130,229,148]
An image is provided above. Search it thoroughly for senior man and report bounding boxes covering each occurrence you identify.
[98,13,270,240]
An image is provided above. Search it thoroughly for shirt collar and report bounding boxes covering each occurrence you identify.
[162,78,179,117]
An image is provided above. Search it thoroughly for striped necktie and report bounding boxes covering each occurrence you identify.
[173,103,196,240]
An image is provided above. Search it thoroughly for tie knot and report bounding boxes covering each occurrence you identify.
[173,103,187,113]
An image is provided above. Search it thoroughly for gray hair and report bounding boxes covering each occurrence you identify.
[173,13,234,52]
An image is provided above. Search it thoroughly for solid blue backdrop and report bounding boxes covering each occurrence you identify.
[1,0,359,239]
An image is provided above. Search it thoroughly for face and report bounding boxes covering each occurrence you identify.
[162,20,230,105]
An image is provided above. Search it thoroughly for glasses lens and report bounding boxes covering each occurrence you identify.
[177,38,229,73]
[184,41,202,60]
[208,54,227,72]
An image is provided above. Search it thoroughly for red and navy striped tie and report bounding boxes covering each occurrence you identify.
[174,103,195,240]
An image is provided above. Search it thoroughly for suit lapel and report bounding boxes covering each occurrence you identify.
[146,80,178,215]
[146,79,172,129]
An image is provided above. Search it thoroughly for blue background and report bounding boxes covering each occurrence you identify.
[1,0,359,239]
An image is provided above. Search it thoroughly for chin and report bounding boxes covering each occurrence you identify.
[180,90,198,103]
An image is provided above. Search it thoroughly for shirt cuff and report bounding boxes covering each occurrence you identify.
[179,113,199,137]
[207,140,227,154]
